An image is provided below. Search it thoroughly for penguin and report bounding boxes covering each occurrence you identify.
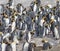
[19,18,23,30]
[0,4,4,14]
[42,39,52,50]
[22,41,36,51]
[11,19,16,33]
[36,0,41,6]
[35,14,39,23]
[56,0,60,10]
[22,41,29,51]
[16,3,24,15]
[0,32,3,51]
[1,32,7,51]
[33,1,38,13]
[25,31,31,43]
[28,42,36,51]
[39,17,46,27]
[50,19,55,37]
[54,25,59,40]
[39,17,46,37]
[43,24,49,37]
[8,0,14,9]
[28,32,31,42]
[0,21,5,32]
[3,14,10,27]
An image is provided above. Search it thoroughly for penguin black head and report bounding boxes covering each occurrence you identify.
[19,18,22,21]
[19,3,22,6]
[55,25,58,28]
[11,18,15,22]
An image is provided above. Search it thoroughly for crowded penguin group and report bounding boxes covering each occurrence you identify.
[0,0,60,51]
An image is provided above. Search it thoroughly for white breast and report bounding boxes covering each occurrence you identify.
[11,21,16,32]
[4,18,9,26]
[33,4,37,12]
[40,19,44,27]
[28,32,31,42]
[23,42,29,51]
[54,27,59,38]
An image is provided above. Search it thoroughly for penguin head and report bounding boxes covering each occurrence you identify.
[32,17,35,22]
[19,18,22,22]
[11,15,15,19]
[34,1,38,4]
[14,11,17,16]
[4,14,8,18]
[11,18,15,22]
[42,39,48,43]
[36,14,39,18]
[52,6,56,11]
[42,16,46,21]
[19,3,22,6]
[6,5,9,9]
[30,31,34,35]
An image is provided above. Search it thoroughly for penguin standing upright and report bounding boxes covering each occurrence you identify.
[22,39,35,51]
[0,32,3,51]
[36,0,41,6]
[25,31,31,43]
[8,0,14,9]
[11,19,16,33]
[54,25,59,40]
[50,19,55,37]
[56,0,60,23]
[3,14,10,27]
[22,41,29,51]
[33,1,38,14]
[0,4,4,14]
[43,24,49,37]
[16,3,24,15]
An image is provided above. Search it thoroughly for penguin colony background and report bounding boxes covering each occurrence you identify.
[0,0,60,7]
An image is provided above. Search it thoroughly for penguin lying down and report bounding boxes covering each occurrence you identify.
[42,39,52,50]
[34,40,52,51]
[23,40,52,51]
